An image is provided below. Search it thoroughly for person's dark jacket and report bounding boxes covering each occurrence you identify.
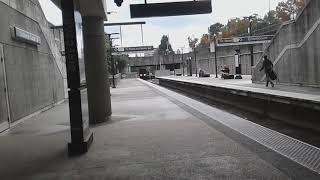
[260,59,273,74]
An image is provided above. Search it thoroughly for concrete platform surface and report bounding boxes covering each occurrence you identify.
[0,79,319,180]
[159,75,320,103]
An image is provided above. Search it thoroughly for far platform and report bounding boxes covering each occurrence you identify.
[157,75,320,133]
[157,75,320,107]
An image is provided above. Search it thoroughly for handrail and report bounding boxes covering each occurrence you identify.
[252,0,315,82]
[259,17,320,81]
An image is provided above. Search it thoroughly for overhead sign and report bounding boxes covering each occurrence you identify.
[11,27,41,45]
[130,0,212,18]
[113,46,154,52]
[217,35,273,47]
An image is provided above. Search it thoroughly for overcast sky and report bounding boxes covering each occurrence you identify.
[39,0,283,51]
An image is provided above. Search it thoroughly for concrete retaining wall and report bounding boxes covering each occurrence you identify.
[125,72,138,79]
[0,1,65,122]
[252,0,320,87]
[0,0,66,78]
[211,44,265,75]
[174,68,187,75]
[129,44,266,76]
[155,70,171,77]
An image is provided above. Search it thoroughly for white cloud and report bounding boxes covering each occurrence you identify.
[38,0,62,25]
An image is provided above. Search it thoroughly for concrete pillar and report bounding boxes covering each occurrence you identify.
[82,16,111,124]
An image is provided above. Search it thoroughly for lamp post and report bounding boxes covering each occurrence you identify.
[106,33,119,88]
[110,43,116,88]
[165,40,170,71]
[188,57,192,76]
[194,47,197,77]
[249,19,254,67]
[178,47,185,76]
[188,36,198,77]
[245,15,255,67]
[213,35,218,78]
[235,49,242,79]
[181,48,185,76]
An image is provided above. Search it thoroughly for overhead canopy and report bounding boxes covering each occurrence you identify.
[50,0,108,19]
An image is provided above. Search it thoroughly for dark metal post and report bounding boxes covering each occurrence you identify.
[214,36,218,78]
[106,34,119,88]
[250,21,254,67]
[235,49,242,79]
[61,0,93,156]
[181,48,185,76]
[194,48,197,77]
[110,41,116,88]
[189,57,192,76]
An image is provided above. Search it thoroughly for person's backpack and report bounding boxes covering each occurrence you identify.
[269,70,277,80]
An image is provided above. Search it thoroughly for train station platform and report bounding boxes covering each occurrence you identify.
[157,75,320,132]
[0,79,319,179]
[158,75,320,102]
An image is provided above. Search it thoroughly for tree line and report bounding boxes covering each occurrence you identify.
[157,0,306,53]
[198,0,306,47]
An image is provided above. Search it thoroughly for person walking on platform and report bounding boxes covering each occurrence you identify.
[260,55,275,87]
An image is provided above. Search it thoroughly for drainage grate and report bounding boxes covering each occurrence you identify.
[141,79,320,174]
[224,117,320,174]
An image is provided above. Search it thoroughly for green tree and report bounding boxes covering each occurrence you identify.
[264,10,281,25]
[115,56,128,73]
[276,0,305,22]
[199,34,213,47]
[221,18,248,37]
[219,12,281,38]
[208,23,224,36]
[196,5,286,39]
[158,35,174,55]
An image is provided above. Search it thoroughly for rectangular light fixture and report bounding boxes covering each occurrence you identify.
[130,0,212,18]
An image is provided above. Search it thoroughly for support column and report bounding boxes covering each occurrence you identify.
[82,16,111,124]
